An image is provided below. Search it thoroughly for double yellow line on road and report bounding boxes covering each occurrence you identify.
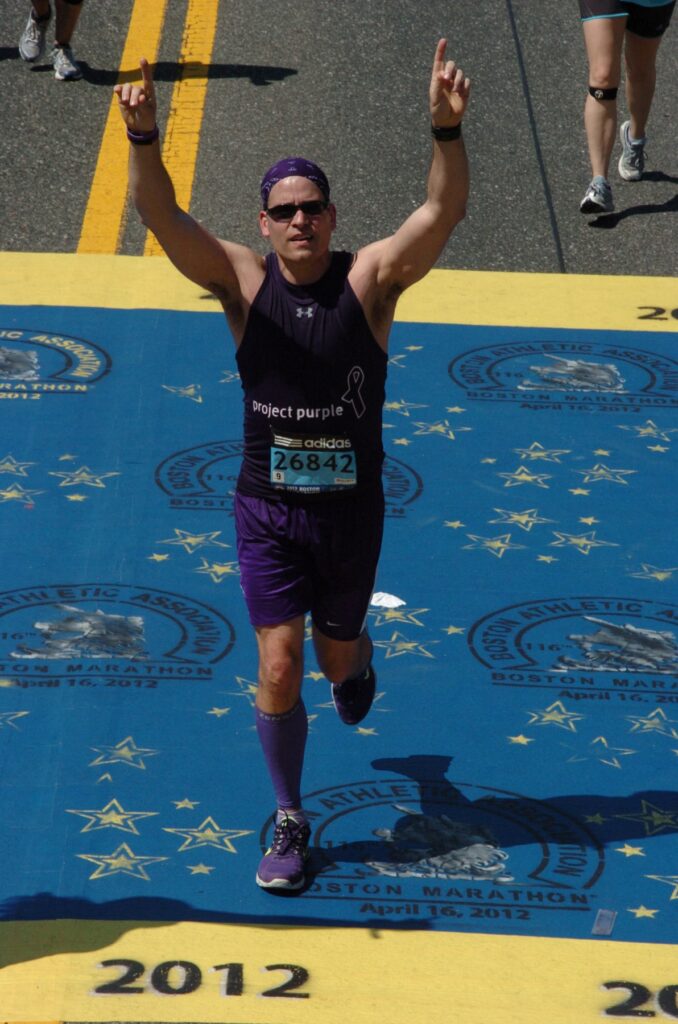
[77,0,218,256]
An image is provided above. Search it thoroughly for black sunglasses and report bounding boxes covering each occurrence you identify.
[265,200,329,222]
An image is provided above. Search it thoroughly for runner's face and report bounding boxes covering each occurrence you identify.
[259,177,336,262]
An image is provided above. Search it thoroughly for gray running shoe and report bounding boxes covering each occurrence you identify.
[579,176,614,214]
[18,10,50,62]
[618,120,645,181]
[50,44,82,80]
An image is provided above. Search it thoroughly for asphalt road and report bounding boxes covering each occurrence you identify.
[1,0,676,275]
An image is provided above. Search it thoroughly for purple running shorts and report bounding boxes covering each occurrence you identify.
[234,490,384,641]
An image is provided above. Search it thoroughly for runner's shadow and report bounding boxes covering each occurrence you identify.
[588,192,678,228]
[308,753,678,874]
[0,889,429,969]
[79,60,297,87]
[642,171,678,184]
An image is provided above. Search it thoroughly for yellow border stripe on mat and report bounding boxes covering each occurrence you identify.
[144,0,220,256]
[77,0,169,255]
[1,253,676,336]
[3,921,678,1024]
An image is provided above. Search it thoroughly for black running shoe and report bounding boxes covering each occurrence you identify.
[332,664,376,725]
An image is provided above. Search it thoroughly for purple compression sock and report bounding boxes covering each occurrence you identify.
[255,699,308,811]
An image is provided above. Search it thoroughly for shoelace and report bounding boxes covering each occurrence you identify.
[270,818,309,855]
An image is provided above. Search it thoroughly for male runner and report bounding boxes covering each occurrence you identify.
[115,39,470,891]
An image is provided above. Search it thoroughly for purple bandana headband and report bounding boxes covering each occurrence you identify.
[260,157,330,209]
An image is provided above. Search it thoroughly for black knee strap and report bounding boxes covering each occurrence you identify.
[589,85,618,101]
[62,0,84,4]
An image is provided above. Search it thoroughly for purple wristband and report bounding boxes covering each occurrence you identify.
[127,125,159,146]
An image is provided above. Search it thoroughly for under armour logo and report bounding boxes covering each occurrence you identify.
[296,306,314,319]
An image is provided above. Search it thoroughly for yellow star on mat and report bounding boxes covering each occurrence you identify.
[629,564,678,583]
[164,816,253,853]
[371,607,428,627]
[162,383,203,403]
[590,736,636,768]
[444,520,465,529]
[569,488,590,496]
[514,441,571,462]
[384,399,428,416]
[627,905,658,919]
[646,874,678,900]
[584,814,608,825]
[593,449,611,456]
[89,736,159,770]
[508,734,534,745]
[463,533,525,558]
[576,463,636,485]
[305,670,324,681]
[648,444,669,453]
[66,798,158,835]
[490,507,553,532]
[412,419,472,441]
[618,419,678,442]
[615,800,678,836]
[579,516,599,525]
[207,707,230,718]
[64,493,88,502]
[49,465,120,488]
[229,676,258,703]
[537,555,558,564]
[393,438,412,446]
[615,844,645,857]
[373,631,438,659]
[355,727,377,736]
[160,529,230,554]
[219,370,240,383]
[0,454,35,476]
[527,700,584,732]
[0,483,43,504]
[446,406,466,414]
[550,530,618,556]
[188,863,214,875]
[0,711,29,729]
[58,453,78,461]
[194,558,240,583]
[78,843,167,880]
[481,457,497,464]
[444,625,465,635]
[498,465,551,489]
[627,708,678,738]
[174,798,200,810]
[147,553,170,562]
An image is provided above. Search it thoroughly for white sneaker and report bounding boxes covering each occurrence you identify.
[618,121,645,181]
[50,44,82,81]
[19,10,50,62]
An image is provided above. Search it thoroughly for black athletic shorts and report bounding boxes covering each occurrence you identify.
[579,0,676,36]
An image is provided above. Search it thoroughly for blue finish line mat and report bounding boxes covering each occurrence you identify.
[0,253,677,1023]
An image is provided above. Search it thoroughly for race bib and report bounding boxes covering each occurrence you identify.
[270,431,357,493]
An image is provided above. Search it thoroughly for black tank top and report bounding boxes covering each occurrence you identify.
[236,251,387,501]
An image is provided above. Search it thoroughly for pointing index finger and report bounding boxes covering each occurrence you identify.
[140,57,155,97]
[434,37,447,69]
